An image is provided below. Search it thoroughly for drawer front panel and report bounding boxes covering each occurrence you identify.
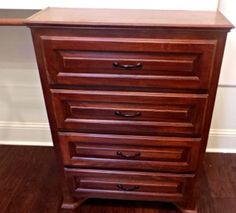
[65,168,195,202]
[51,89,208,136]
[41,36,217,90]
[59,132,201,172]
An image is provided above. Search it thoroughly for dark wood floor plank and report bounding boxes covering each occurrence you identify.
[0,145,236,213]
[30,155,61,213]
[196,164,216,213]
[226,154,236,197]
[3,147,60,213]
[0,146,38,213]
[212,198,236,213]
[204,154,236,198]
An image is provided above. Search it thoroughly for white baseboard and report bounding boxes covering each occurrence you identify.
[207,129,236,153]
[0,121,236,153]
[0,121,52,146]
[0,140,52,146]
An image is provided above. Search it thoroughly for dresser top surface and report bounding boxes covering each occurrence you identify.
[25,7,233,29]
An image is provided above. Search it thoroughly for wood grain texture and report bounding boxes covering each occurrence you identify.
[58,132,201,173]
[65,168,195,202]
[27,9,233,213]
[51,90,208,137]
[25,8,233,29]
[40,35,217,90]
[0,146,235,213]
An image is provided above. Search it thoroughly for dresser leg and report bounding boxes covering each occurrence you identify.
[174,202,197,213]
[60,197,87,213]
[60,172,87,212]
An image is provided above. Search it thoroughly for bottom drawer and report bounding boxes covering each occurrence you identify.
[65,168,195,202]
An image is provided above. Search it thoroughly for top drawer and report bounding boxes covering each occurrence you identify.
[41,36,217,90]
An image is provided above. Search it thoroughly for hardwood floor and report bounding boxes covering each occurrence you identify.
[0,145,235,213]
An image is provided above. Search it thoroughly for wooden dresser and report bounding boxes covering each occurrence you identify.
[25,8,233,213]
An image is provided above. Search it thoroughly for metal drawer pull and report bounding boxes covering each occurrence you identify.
[114,111,141,118]
[117,184,140,191]
[117,151,141,159]
[113,62,142,69]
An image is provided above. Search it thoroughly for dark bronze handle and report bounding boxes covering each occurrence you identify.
[114,111,141,118]
[117,151,141,159]
[117,184,140,191]
[113,62,142,69]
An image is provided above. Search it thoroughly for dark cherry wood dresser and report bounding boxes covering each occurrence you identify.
[25,8,233,213]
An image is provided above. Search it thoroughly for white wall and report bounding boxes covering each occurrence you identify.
[0,26,51,145]
[1,0,236,152]
[218,0,236,85]
[206,0,236,152]
[0,0,219,11]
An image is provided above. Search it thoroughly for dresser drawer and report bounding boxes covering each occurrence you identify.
[42,36,217,90]
[59,132,201,172]
[51,89,208,136]
[65,168,195,202]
